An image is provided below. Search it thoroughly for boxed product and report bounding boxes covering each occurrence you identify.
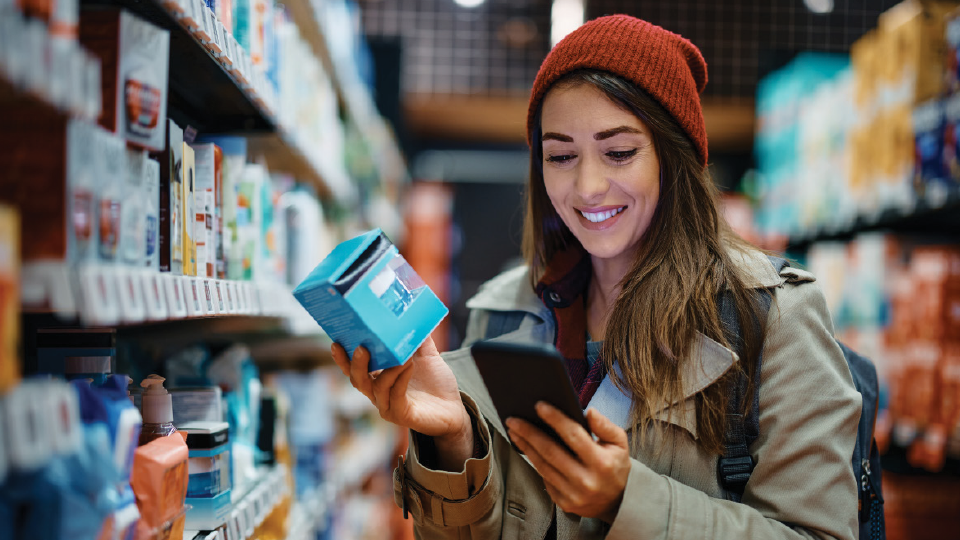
[180,421,231,498]
[154,120,185,275]
[192,143,219,279]
[120,149,147,267]
[942,92,960,187]
[171,386,223,425]
[0,204,19,393]
[96,128,127,263]
[182,143,197,276]
[196,136,245,280]
[80,9,170,150]
[878,0,957,104]
[293,229,448,372]
[36,327,116,382]
[913,98,945,187]
[144,158,161,269]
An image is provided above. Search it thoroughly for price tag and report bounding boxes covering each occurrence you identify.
[142,271,168,320]
[202,278,217,314]
[164,274,188,319]
[184,276,202,317]
[117,268,147,323]
[223,280,236,313]
[214,280,227,314]
[79,264,120,326]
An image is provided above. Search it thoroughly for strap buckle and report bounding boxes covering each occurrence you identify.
[718,454,755,496]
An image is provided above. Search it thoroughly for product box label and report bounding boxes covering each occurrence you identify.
[293,229,448,372]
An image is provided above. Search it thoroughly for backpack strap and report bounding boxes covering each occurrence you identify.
[717,255,789,501]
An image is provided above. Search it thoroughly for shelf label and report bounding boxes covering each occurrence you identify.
[184,276,202,317]
[117,268,146,323]
[143,271,168,321]
[223,280,236,313]
[214,280,227,313]
[202,278,216,314]
[79,265,120,325]
[164,274,187,318]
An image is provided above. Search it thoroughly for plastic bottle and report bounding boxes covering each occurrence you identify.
[138,374,177,445]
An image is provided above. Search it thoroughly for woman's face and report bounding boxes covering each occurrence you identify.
[540,83,660,269]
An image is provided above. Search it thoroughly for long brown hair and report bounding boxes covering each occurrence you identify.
[522,69,768,454]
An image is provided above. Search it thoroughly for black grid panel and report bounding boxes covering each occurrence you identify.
[361,0,904,99]
[588,0,903,100]
[361,0,552,96]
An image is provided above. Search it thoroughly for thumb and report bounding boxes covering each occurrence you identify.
[586,408,628,448]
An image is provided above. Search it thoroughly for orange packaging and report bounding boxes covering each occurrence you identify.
[131,431,189,537]
[0,204,19,393]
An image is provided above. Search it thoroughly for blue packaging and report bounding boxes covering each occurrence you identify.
[293,229,448,372]
[72,375,143,481]
[180,421,231,498]
[914,98,945,186]
[184,490,232,530]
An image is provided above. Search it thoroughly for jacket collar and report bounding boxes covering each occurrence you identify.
[465,245,784,317]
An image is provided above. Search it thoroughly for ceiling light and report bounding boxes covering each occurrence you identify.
[453,0,485,8]
[551,0,584,47]
[804,0,833,14]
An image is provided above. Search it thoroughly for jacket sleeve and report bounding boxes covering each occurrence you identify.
[393,391,504,539]
[606,277,862,540]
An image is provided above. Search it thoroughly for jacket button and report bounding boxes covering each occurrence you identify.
[548,291,562,304]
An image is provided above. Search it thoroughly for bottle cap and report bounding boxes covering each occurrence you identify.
[140,374,173,424]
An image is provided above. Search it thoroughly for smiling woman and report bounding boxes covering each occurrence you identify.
[332,13,864,540]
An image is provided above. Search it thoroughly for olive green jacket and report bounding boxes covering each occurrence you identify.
[393,249,862,540]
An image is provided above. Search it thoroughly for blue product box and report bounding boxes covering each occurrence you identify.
[942,93,960,188]
[184,490,232,530]
[180,421,231,498]
[293,229,448,372]
[913,98,945,186]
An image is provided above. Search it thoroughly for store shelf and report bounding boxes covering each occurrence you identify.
[20,261,316,329]
[786,186,960,251]
[82,0,274,133]
[247,131,356,202]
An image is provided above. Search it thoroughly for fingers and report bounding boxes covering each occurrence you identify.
[586,408,629,449]
[507,420,579,495]
[535,402,597,459]
[388,360,417,416]
[347,346,375,400]
[371,360,413,414]
[331,343,350,377]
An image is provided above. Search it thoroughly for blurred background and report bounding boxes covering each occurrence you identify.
[1,0,960,539]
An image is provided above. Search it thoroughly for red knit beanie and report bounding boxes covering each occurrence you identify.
[527,15,709,167]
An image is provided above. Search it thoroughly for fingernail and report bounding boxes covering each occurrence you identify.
[505,418,516,429]
[536,401,549,413]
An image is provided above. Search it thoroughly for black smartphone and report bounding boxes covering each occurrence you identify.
[470,340,590,453]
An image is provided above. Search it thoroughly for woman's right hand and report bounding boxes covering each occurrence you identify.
[331,337,474,469]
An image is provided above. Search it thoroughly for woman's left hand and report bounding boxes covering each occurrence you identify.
[506,404,631,523]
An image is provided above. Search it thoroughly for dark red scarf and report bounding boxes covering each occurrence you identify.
[534,247,607,407]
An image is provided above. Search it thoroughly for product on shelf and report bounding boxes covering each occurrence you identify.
[120,149,148,267]
[130,431,188,540]
[155,120,185,275]
[182,143,197,276]
[79,9,170,151]
[170,386,223,426]
[0,204,19,393]
[196,136,245,280]
[144,157,161,270]
[96,127,127,263]
[181,421,232,530]
[139,374,177,446]
[294,228,449,372]
[192,143,220,279]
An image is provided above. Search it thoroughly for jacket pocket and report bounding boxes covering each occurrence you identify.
[502,499,525,539]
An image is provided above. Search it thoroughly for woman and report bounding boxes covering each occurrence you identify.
[332,14,861,540]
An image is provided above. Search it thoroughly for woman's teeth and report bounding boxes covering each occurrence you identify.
[579,207,625,223]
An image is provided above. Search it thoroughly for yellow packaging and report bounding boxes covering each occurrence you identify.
[0,204,19,393]
[182,144,197,276]
[131,431,189,535]
[879,0,959,103]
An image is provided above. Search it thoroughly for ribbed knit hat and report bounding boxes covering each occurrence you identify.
[527,15,709,167]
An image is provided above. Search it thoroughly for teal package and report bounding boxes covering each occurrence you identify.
[293,229,448,372]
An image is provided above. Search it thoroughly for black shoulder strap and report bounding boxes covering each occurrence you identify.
[717,255,788,501]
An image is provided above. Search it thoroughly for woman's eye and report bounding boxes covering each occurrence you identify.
[606,149,638,161]
[546,154,576,163]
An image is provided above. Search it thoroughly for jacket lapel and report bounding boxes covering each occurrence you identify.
[585,333,738,440]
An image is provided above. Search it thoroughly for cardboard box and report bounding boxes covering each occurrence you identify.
[144,158,160,269]
[293,229,448,372]
[192,143,218,279]
[80,9,169,151]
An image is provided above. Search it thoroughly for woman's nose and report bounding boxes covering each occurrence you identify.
[574,154,609,200]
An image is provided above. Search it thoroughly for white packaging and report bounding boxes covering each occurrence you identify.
[120,149,147,267]
[84,51,102,121]
[144,158,161,269]
[67,119,99,263]
[24,19,49,98]
[192,144,217,278]
[194,191,208,278]
[170,386,222,425]
[118,11,169,150]
[96,129,127,263]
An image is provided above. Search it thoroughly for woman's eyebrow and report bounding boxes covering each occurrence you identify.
[595,126,643,140]
[542,132,574,142]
